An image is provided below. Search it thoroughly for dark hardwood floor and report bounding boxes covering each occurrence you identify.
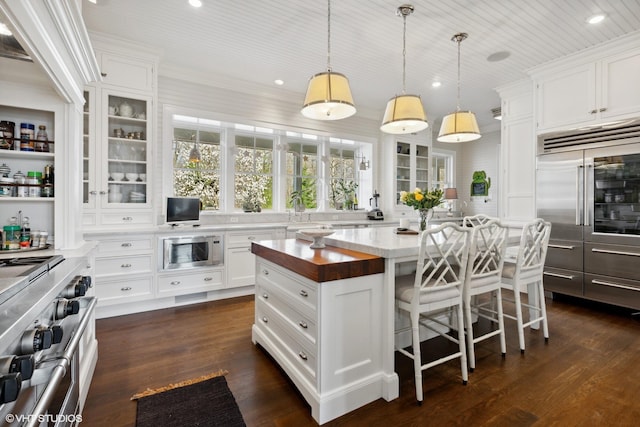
[82,292,640,426]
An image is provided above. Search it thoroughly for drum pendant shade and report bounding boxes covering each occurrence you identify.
[380,94,428,134]
[302,71,356,120]
[438,111,481,142]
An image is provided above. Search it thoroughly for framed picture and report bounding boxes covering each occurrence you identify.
[470,170,490,197]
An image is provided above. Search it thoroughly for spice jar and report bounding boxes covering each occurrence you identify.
[39,231,48,248]
[20,123,35,151]
[35,125,49,152]
[27,171,41,198]
[13,171,28,198]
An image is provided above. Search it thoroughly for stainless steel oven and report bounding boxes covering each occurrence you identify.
[160,235,223,270]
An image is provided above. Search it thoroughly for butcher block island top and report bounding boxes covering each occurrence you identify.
[250,238,384,282]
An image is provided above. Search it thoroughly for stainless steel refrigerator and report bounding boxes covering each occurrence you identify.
[537,120,640,310]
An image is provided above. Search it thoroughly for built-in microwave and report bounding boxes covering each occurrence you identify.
[160,235,223,270]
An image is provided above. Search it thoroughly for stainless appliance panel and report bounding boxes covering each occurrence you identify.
[584,242,640,280]
[546,239,583,271]
[542,267,583,297]
[536,150,584,241]
[584,273,640,310]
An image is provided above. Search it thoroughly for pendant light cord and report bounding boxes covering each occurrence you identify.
[456,37,461,112]
[327,0,331,71]
[402,12,407,94]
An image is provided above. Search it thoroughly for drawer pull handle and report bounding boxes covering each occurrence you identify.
[122,216,133,221]
[248,236,256,240]
[262,316,268,323]
[262,293,268,299]
[298,321,308,329]
[543,271,575,280]
[299,290,308,298]
[262,269,269,276]
[204,277,213,281]
[298,351,308,361]
[121,263,132,268]
[591,248,640,257]
[170,281,181,286]
[591,279,639,292]
[548,244,575,250]
[121,286,132,291]
[121,243,132,247]
[99,190,107,195]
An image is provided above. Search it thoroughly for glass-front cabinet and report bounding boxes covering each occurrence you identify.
[103,93,149,207]
[395,141,429,204]
[593,153,640,235]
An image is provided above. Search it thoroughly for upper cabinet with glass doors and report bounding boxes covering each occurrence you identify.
[395,141,429,204]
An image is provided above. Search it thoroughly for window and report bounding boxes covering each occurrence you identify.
[329,145,357,209]
[172,122,221,210]
[234,134,274,211]
[285,141,318,209]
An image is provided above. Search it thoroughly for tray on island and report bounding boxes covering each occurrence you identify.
[394,228,419,235]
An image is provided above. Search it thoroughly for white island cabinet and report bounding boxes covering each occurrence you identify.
[251,239,385,425]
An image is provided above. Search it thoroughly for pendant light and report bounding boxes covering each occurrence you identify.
[380,4,428,135]
[188,133,201,163]
[438,33,481,143]
[301,0,356,120]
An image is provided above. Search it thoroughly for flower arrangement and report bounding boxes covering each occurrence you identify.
[399,187,444,210]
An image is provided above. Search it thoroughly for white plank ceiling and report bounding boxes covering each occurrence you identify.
[82,0,640,128]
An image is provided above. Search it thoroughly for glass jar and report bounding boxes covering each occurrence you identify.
[35,125,49,152]
[27,171,41,198]
[4,224,21,250]
[13,171,28,197]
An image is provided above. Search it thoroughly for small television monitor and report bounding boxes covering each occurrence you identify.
[167,197,200,224]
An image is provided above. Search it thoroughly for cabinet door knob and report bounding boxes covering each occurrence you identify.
[248,236,255,240]
[589,109,597,114]
[121,286,132,291]
[101,72,107,77]
[89,190,97,195]
[99,190,107,195]
[298,351,308,361]
[122,216,133,221]
[298,321,308,329]
[299,290,308,297]
[121,263,132,268]
[262,316,268,323]
[170,281,181,286]
[262,269,269,275]
[262,293,268,299]
[599,107,607,112]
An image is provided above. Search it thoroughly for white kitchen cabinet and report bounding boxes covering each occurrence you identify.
[252,258,383,424]
[96,49,155,92]
[88,233,155,316]
[226,228,285,288]
[394,140,429,205]
[534,47,640,132]
[82,87,153,227]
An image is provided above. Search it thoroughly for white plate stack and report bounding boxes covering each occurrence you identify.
[130,191,145,203]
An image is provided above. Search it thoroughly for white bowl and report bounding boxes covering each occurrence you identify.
[111,172,124,181]
[298,226,334,249]
[125,172,138,182]
[139,173,147,182]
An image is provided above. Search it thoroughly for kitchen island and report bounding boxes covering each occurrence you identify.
[251,238,385,424]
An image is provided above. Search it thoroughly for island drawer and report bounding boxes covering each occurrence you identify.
[256,284,317,346]
[256,260,318,312]
[255,301,317,385]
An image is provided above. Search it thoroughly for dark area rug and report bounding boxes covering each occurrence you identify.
[133,371,245,427]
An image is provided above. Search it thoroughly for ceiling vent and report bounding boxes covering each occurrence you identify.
[538,119,640,154]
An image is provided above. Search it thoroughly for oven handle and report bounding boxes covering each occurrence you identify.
[24,297,96,427]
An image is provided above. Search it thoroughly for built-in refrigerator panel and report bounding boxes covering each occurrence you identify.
[536,150,584,242]
[584,143,640,246]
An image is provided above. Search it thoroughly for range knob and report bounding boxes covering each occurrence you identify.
[54,299,80,320]
[60,283,87,298]
[51,325,64,344]
[0,355,34,381]
[0,373,22,404]
[81,275,92,288]
[20,328,53,354]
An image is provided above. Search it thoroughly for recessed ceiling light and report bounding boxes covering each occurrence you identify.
[0,22,12,36]
[431,81,441,88]
[587,14,606,24]
[274,79,284,86]
[189,0,203,8]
